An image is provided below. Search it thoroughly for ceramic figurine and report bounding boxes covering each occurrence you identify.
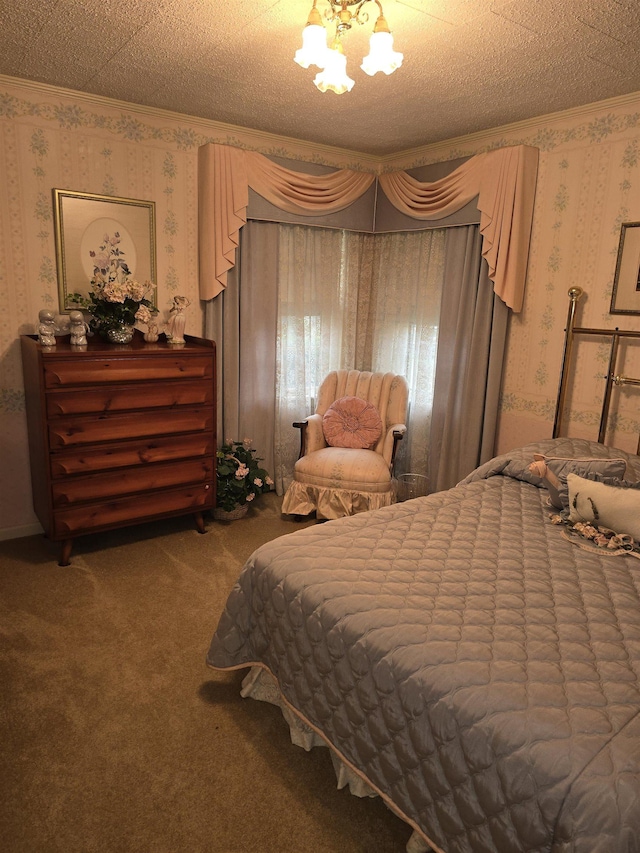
[166,295,190,345]
[144,321,160,343]
[69,310,89,346]
[37,309,57,347]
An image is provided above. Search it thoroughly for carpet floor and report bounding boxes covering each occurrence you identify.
[0,494,412,853]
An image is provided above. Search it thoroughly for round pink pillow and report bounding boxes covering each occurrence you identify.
[322,396,383,449]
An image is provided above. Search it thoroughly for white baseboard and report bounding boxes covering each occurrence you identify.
[0,522,44,542]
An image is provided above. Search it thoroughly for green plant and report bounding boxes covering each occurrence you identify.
[216,439,273,512]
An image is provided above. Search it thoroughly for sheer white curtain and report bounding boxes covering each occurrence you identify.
[274,226,361,492]
[364,230,445,477]
[274,224,446,491]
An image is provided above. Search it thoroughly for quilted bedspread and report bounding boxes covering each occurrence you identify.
[207,440,640,853]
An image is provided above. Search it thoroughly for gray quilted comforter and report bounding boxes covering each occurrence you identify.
[207,439,640,852]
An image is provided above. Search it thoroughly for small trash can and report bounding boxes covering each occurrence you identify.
[396,473,429,502]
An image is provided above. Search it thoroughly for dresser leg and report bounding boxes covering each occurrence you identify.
[194,511,206,534]
[59,539,73,567]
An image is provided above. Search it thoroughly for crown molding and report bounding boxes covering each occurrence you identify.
[0,74,380,172]
[381,88,640,170]
[3,74,640,174]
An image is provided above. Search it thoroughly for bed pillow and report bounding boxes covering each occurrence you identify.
[567,472,640,540]
[322,396,383,449]
[529,454,628,510]
[460,437,640,488]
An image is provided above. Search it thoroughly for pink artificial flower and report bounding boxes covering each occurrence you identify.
[93,252,110,273]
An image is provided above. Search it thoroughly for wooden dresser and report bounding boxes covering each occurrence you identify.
[20,332,216,566]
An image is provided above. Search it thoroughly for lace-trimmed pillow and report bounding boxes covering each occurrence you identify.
[322,396,383,450]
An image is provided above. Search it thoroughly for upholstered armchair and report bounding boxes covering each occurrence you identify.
[281,370,409,520]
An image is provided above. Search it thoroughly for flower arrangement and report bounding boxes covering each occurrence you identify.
[135,303,161,341]
[69,230,157,339]
[216,439,273,513]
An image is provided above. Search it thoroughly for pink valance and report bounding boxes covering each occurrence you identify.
[198,145,375,299]
[378,146,539,312]
[245,152,374,214]
[198,143,538,310]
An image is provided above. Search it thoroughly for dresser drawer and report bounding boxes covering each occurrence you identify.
[43,355,213,388]
[51,433,215,476]
[46,380,214,417]
[49,407,214,448]
[52,459,214,505]
[53,484,214,536]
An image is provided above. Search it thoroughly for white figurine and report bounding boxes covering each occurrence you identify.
[144,320,160,343]
[135,304,160,342]
[37,309,57,347]
[166,295,190,344]
[69,310,89,346]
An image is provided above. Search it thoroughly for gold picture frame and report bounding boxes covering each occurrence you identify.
[53,189,157,312]
[610,221,640,315]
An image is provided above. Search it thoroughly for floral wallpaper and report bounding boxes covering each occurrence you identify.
[1,75,640,538]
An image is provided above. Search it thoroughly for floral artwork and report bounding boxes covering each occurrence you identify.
[52,189,156,313]
[69,230,157,339]
[216,439,273,512]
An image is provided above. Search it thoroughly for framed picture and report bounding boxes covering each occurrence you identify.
[610,221,640,315]
[53,189,157,311]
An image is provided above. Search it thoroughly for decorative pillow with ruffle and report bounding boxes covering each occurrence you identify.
[322,396,383,450]
[528,454,628,510]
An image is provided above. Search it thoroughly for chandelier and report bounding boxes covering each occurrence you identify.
[294,0,403,95]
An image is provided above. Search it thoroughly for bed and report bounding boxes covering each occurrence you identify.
[207,293,640,853]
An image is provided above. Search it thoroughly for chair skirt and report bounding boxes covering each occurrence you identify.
[281,447,393,520]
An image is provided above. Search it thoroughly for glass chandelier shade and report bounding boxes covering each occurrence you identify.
[314,42,355,94]
[361,23,403,76]
[295,0,402,93]
[294,6,330,70]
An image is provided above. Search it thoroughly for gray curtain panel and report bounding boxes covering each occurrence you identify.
[205,221,279,482]
[429,226,509,492]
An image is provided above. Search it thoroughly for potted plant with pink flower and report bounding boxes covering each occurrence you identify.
[214,439,273,519]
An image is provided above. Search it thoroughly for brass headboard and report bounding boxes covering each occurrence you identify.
[553,287,640,453]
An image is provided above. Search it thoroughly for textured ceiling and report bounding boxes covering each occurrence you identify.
[2,0,640,156]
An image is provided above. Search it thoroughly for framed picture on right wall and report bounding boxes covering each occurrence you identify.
[611,221,640,315]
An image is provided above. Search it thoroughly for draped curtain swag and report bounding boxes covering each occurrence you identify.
[245,153,375,214]
[198,143,539,310]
